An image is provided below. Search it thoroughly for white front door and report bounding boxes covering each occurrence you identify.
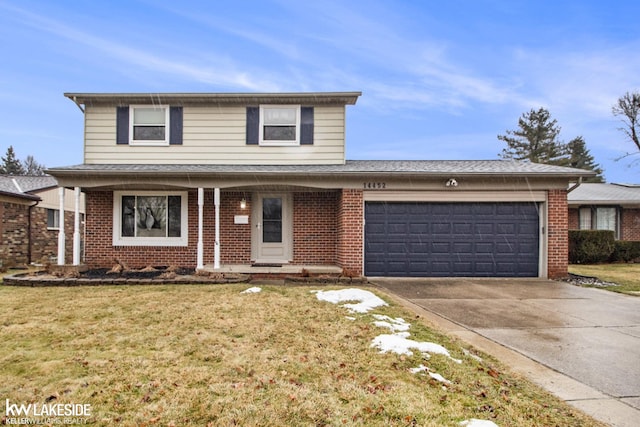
[252,193,292,263]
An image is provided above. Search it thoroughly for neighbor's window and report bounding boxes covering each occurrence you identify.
[579,207,591,229]
[113,191,188,246]
[259,105,300,145]
[47,209,60,229]
[130,105,169,145]
[579,206,619,239]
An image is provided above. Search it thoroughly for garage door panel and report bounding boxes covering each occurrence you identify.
[452,242,473,253]
[431,223,451,234]
[365,202,539,277]
[475,223,495,234]
[409,223,429,233]
[453,223,473,234]
[409,243,429,253]
[474,204,495,215]
[475,242,495,254]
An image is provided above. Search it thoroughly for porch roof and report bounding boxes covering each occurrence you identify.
[47,160,593,179]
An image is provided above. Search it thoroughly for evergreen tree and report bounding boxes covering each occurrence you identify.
[0,146,25,175]
[22,155,46,176]
[566,136,604,182]
[498,107,568,165]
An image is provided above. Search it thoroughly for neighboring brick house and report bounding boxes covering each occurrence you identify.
[48,92,593,278]
[568,183,640,241]
[0,175,85,265]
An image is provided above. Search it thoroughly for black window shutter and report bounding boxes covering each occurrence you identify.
[300,106,314,145]
[116,106,129,145]
[246,106,259,145]
[169,106,183,145]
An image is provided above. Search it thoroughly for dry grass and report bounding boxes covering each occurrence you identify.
[569,263,640,295]
[0,284,603,426]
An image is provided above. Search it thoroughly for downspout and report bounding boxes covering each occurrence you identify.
[567,177,583,193]
[71,96,85,113]
[27,200,40,265]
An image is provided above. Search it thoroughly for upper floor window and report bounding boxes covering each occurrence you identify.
[246,105,313,146]
[117,106,182,146]
[130,105,169,145]
[259,105,300,145]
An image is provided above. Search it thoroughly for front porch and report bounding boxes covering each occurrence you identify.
[56,186,364,276]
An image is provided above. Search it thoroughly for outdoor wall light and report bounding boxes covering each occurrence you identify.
[445,178,459,188]
[240,198,247,209]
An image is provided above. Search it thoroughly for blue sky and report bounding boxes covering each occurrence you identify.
[1,0,639,183]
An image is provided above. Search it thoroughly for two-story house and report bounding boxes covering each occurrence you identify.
[47,92,592,278]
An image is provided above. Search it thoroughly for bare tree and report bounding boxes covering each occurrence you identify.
[612,91,640,154]
[22,155,46,176]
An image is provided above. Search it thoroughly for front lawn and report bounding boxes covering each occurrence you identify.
[0,285,602,426]
[568,263,640,295]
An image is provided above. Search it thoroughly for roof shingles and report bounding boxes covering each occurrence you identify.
[47,160,593,177]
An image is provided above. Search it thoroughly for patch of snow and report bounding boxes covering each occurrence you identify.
[241,286,262,294]
[459,420,499,427]
[371,314,410,332]
[409,364,452,384]
[345,316,356,321]
[371,332,462,363]
[462,348,483,362]
[313,289,388,313]
[409,364,429,374]
[428,371,452,385]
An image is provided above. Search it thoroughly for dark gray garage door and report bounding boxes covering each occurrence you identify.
[365,202,539,277]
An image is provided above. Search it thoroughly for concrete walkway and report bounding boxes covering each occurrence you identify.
[370,278,640,427]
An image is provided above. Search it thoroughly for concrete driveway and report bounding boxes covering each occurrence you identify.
[370,278,640,427]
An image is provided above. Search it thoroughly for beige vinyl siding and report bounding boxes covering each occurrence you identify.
[37,188,86,212]
[84,105,346,165]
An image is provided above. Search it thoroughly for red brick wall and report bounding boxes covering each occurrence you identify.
[621,208,640,241]
[219,191,252,265]
[293,191,338,265]
[337,189,363,275]
[0,202,79,265]
[568,208,579,230]
[547,189,568,279]
[84,191,198,268]
[30,206,78,264]
[1,201,29,265]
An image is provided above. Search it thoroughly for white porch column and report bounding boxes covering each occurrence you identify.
[72,187,81,265]
[197,188,204,270]
[57,187,65,265]
[214,188,221,269]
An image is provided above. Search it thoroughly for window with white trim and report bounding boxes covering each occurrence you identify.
[578,206,619,239]
[47,209,60,230]
[259,105,300,145]
[113,191,188,246]
[129,105,169,145]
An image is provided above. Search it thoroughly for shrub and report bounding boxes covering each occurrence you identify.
[610,241,640,263]
[568,230,615,264]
